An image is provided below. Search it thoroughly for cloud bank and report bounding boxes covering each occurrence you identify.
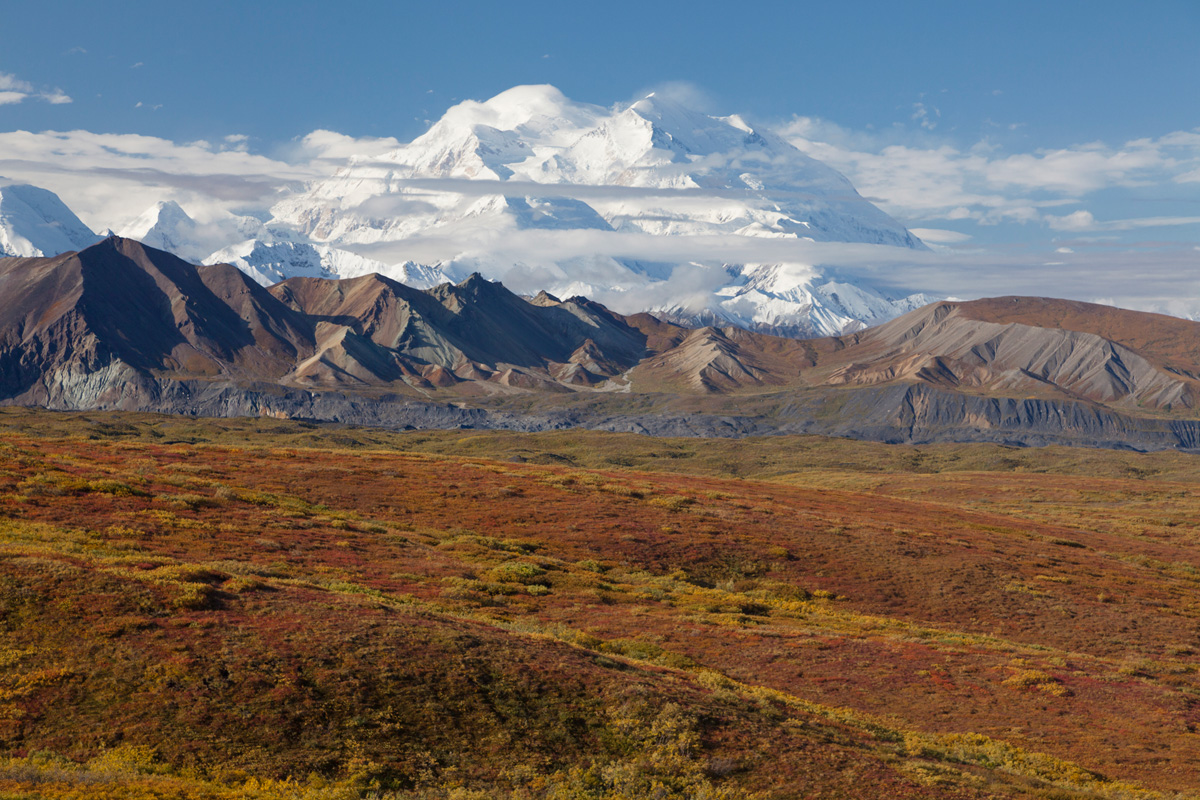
[0,130,322,228]
[780,117,1200,233]
[0,105,1196,319]
[345,222,1200,320]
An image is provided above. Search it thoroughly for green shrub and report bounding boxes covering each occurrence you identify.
[487,562,547,585]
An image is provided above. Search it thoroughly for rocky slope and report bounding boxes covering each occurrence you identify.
[268,272,646,390]
[0,237,313,407]
[4,239,1200,451]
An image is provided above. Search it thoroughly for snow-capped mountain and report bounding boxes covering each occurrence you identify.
[117,201,268,264]
[692,264,939,337]
[263,85,932,337]
[0,181,98,257]
[118,201,205,262]
[204,238,447,289]
[271,85,923,249]
[7,86,939,339]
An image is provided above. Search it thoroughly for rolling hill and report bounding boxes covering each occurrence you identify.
[0,409,1198,798]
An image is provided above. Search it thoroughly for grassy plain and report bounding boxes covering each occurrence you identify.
[0,407,1198,798]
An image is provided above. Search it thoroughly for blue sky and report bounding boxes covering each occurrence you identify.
[1,0,1198,309]
[4,0,1197,146]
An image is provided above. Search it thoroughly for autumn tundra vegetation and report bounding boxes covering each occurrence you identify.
[0,407,1198,798]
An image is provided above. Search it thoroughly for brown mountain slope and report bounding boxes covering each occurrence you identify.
[960,295,1200,374]
[633,325,821,392]
[819,298,1200,411]
[270,272,648,390]
[6,242,1200,449]
[0,237,313,405]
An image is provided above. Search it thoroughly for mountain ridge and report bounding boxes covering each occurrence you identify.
[262,84,930,339]
[12,85,938,339]
[4,238,1200,451]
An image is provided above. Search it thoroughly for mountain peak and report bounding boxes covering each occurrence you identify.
[456,271,500,293]
[116,200,218,263]
[260,85,931,338]
[423,84,602,143]
[0,182,97,258]
[483,84,570,114]
[120,200,195,237]
[152,199,190,220]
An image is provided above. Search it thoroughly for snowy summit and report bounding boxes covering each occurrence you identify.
[6,86,936,338]
[265,85,933,337]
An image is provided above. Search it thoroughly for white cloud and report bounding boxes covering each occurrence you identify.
[277,129,403,164]
[1046,210,1096,232]
[911,102,939,131]
[0,73,33,94]
[982,141,1165,193]
[631,81,718,113]
[354,175,798,204]
[1106,215,1200,231]
[0,128,425,230]
[222,134,250,153]
[0,72,71,105]
[0,73,31,105]
[1046,210,1200,233]
[779,118,1200,231]
[908,227,971,244]
[0,130,321,228]
[341,222,1200,319]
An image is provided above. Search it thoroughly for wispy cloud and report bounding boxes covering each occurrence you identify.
[1047,209,1200,232]
[1046,210,1097,232]
[779,117,1200,230]
[908,227,972,245]
[276,129,403,164]
[630,81,718,113]
[911,101,939,131]
[0,129,329,227]
[1,100,1197,321]
[0,127,430,230]
[0,71,72,105]
[0,73,34,99]
[345,224,1200,319]
[353,176,855,205]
